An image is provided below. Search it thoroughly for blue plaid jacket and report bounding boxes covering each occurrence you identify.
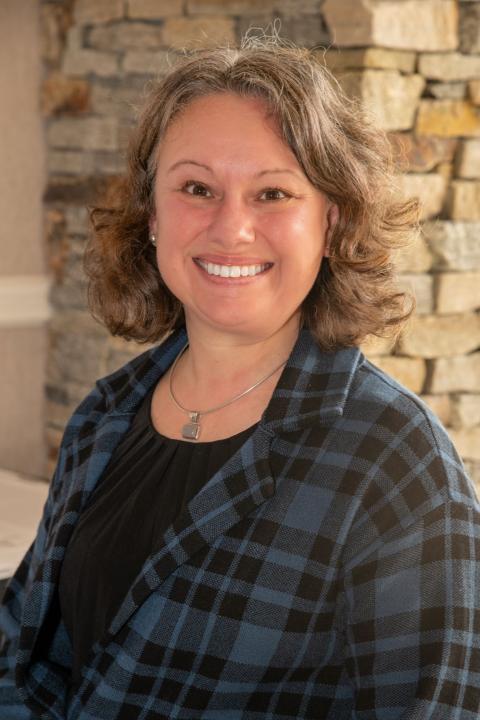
[1,327,479,719]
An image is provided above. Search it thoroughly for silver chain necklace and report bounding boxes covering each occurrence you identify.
[168,343,288,440]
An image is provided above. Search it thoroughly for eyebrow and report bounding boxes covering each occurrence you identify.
[166,159,301,179]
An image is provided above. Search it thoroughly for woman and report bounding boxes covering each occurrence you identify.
[1,38,479,719]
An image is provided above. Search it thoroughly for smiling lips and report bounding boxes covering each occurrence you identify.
[194,258,272,278]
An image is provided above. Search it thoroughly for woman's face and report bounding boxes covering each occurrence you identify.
[151,92,338,342]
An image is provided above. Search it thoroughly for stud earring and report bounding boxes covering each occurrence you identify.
[150,233,156,246]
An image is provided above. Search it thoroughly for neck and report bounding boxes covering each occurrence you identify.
[172,315,301,410]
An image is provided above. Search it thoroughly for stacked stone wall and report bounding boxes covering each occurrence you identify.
[41,0,479,489]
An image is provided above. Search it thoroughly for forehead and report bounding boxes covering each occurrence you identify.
[155,92,297,169]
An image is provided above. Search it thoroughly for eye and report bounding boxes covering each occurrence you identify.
[182,180,212,198]
[259,187,291,201]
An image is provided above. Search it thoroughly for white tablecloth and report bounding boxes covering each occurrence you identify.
[0,469,49,580]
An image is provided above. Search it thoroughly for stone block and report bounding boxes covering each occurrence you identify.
[393,233,433,273]
[424,221,480,271]
[323,0,458,51]
[450,394,480,429]
[338,70,424,131]
[74,0,124,24]
[398,313,480,358]
[416,100,480,138]
[448,428,480,461]
[40,4,71,65]
[162,17,236,47]
[90,78,145,120]
[63,28,118,78]
[188,0,325,15]
[419,394,452,427]
[396,173,447,219]
[460,1,480,54]
[65,207,90,237]
[456,140,480,179]
[369,356,426,394]
[47,117,120,152]
[48,150,125,177]
[470,81,480,106]
[360,334,397,357]
[426,82,467,101]
[270,15,331,48]
[88,22,164,50]
[127,0,184,18]
[419,53,480,82]
[448,181,480,220]
[324,47,416,74]
[47,313,109,388]
[435,271,480,314]
[427,352,480,393]
[397,274,433,315]
[123,51,173,76]
[388,133,457,173]
[41,73,90,116]
[463,460,480,494]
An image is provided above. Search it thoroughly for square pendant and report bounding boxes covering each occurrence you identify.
[182,422,200,440]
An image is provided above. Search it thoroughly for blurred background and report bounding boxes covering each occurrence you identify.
[0,0,479,579]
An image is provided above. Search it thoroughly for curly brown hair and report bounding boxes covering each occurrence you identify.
[85,35,419,351]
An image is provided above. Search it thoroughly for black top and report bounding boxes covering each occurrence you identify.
[58,383,257,690]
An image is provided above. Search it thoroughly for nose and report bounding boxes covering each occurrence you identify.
[206,195,255,248]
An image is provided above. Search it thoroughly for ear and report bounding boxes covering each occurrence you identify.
[323,202,339,258]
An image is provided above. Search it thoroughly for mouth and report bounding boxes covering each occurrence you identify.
[193,258,273,278]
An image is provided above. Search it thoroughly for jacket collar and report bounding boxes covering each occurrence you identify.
[96,326,364,434]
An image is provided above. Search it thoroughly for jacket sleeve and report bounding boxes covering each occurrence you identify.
[0,469,60,719]
[343,494,480,719]
[0,386,103,719]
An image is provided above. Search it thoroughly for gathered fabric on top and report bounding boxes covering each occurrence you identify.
[58,382,257,691]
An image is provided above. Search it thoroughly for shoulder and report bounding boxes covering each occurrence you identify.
[339,353,479,512]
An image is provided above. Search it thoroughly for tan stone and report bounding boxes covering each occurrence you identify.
[128,0,189,17]
[394,233,433,273]
[456,140,480,179]
[47,117,119,152]
[41,73,90,116]
[88,22,164,50]
[463,460,480,493]
[338,70,424,131]
[419,394,452,427]
[397,274,433,315]
[396,173,447,219]
[388,133,457,173]
[435,272,480,314]
[369,356,426,394]
[397,313,480,358]
[459,1,480,54]
[470,81,480,107]
[419,53,480,82]
[123,51,172,76]
[323,0,458,51]
[47,150,124,176]
[424,221,480,271]
[90,82,143,120]
[40,4,71,65]
[324,47,416,74]
[162,17,235,48]
[427,82,467,101]
[416,100,480,138]
[448,428,480,461]
[360,334,397,356]
[186,0,276,13]
[448,181,480,221]
[74,0,124,24]
[62,28,118,78]
[450,394,480,430]
[428,353,480,394]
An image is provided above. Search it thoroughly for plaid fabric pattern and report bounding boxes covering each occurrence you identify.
[1,327,479,719]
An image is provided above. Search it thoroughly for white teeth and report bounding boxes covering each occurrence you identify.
[196,259,269,277]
